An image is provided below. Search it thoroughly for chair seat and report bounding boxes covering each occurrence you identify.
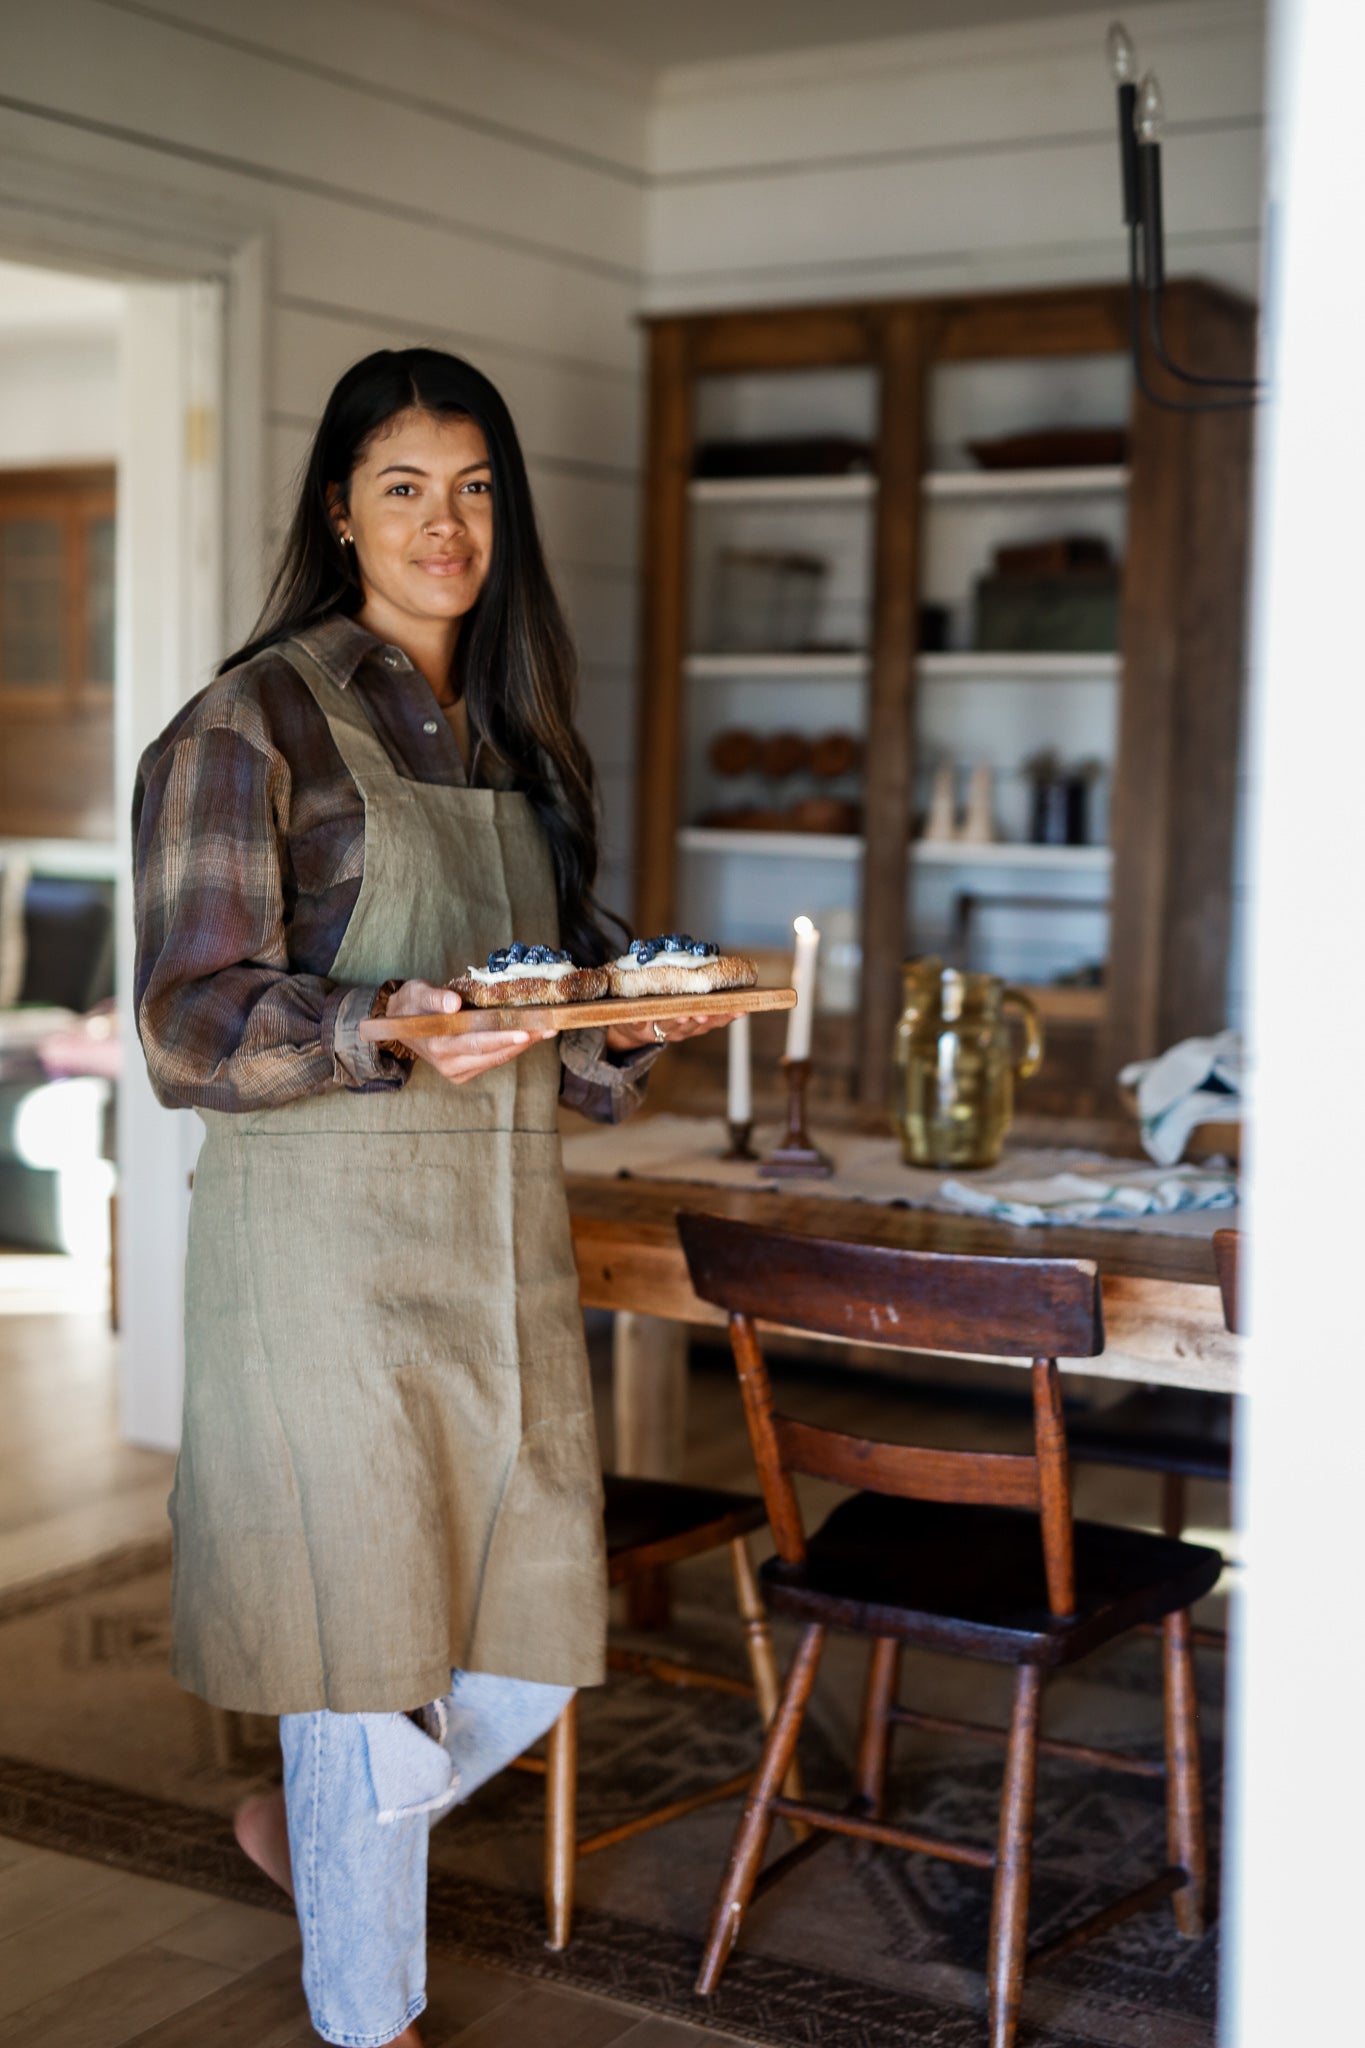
[760,1491,1224,1666]
[1068,1388,1234,1480]
[602,1473,767,1585]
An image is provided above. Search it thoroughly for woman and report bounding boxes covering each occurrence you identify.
[133,348,721,2046]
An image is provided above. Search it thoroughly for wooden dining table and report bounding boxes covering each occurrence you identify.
[566,1168,1242,1484]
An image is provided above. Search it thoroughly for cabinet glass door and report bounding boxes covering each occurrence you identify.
[676,367,878,1039]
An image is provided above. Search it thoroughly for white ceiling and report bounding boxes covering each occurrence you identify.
[481,0,1114,71]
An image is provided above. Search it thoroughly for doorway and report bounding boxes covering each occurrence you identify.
[0,229,248,1450]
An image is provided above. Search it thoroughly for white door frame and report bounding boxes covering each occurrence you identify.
[1229,0,1365,2038]
[0,146,267,1447]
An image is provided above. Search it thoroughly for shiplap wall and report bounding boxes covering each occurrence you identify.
[0,0,650,912]
[646,0,1266,308]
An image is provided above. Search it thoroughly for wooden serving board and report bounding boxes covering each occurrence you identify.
[358,984,797,1041]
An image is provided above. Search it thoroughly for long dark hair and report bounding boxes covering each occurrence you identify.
[221,347,622,965]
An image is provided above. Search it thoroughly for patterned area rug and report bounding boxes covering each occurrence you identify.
[0,1541,1223,2047]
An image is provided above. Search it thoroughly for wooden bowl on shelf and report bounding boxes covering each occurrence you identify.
[757,730,811,779]
[809,730,864,779]
[708,727,760,777]
[967,427,1129,470]
[785,796,862,834]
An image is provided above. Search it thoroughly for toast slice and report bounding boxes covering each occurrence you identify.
[606,953,757,999]
[448,965,609,1007]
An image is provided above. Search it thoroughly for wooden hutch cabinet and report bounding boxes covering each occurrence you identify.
[0,464,116,842]
[632,280,1254,1115]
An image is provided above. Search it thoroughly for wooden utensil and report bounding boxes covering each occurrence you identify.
[359,985,797,1041]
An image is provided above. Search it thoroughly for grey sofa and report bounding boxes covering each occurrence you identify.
[0,875,116,1251]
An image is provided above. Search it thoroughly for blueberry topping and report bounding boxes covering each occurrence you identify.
[487,942,572,972]
[627,932,719,965]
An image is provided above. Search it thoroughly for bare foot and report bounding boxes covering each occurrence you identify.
[234,1785,294,1899]
[387,2029,424,2047]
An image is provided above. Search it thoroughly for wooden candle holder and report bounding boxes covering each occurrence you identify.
[761,1058,834,1178]
[723,1119,757,1161]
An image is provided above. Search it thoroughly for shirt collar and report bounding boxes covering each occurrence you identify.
[293,612,408,692]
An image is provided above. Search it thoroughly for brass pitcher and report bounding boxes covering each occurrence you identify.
[891,961,1044,1169]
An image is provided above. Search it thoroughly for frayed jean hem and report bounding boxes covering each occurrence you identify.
[312,1992,427,2046]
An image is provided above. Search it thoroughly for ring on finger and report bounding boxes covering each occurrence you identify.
[652,1022,666,1044]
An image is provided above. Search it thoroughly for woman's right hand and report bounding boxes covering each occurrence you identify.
[382,979,557,1086]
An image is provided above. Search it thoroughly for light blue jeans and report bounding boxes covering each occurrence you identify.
[279,1671,572,2046]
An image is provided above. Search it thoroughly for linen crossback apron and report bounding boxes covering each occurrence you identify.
[171,638,607,1715]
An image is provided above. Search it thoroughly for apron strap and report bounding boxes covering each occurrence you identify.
[276,637,395,794]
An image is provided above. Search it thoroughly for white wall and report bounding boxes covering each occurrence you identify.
[0,259,124,467]
[0,330,120,466]
[0,0,650,911]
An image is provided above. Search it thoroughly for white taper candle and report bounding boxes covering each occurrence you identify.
[727,1010,752,1124]
[785,915,820,1062]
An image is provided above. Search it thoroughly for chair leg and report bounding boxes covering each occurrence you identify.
[854,1637,902,1818]
[544,1697,578,1951]
[1161,1472,1188,1539]
[986,1664,1043,2048]
[1162,1608,1207,1937]
[695,1623,825,1996]
[729,1538,805,1815]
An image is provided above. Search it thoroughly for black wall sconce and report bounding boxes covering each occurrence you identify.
[1109,21,1266,411]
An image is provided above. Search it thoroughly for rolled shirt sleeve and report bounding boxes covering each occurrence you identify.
[559,1026,661,1124]
[133,717,407,1112]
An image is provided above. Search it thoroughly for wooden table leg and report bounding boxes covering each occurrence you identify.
[613,1312,689,1627]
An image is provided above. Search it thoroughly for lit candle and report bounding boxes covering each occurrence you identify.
[727,1011,752,1124]
[785,915,820,1063]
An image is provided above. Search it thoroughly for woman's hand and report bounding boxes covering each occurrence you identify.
[605,1013,730,1054]
[383,979,557,1085]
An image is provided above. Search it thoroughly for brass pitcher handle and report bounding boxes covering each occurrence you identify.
[1002,986,1044,1084]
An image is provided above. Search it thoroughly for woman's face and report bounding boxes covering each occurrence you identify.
[334,408,493,632]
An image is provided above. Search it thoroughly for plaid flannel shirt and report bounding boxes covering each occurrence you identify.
[132,613,656,1120]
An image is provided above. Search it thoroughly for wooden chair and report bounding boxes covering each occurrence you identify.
[519,1470,801,1950]
[1066,1227,1240,1646]
[678,1213,1223,2048]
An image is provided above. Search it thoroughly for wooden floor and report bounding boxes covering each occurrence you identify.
[0,1256,174,1594]
[0,1835,711,2048]
[0,1252,1231,2047]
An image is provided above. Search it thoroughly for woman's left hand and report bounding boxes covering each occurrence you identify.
[605,1013,730,1054]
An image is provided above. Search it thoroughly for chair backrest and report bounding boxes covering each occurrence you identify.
[678,1211,1105,1620]
[1212,1226,1242,1335]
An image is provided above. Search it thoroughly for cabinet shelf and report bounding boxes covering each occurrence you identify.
[923,466,1129,501]
[678,827,1112,872]
[679,827,863,861]
[684,652,869,679]
[689,474,876,505]
[918,652,1120,679]
[913,840,1112,870]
